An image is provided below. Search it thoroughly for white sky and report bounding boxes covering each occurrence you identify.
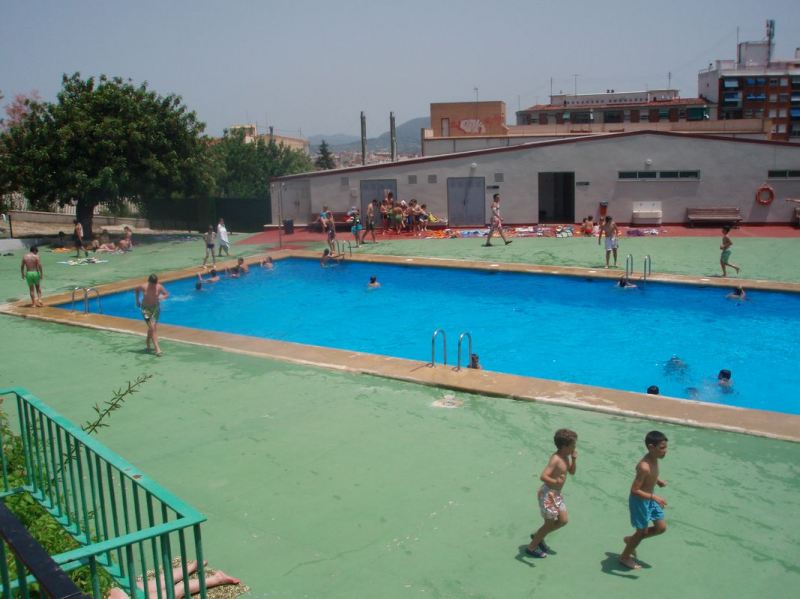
[2,0,798,137]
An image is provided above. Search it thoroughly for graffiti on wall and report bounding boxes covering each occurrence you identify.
[458,119,486,134]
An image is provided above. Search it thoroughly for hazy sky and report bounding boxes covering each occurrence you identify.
[2,0,798,138]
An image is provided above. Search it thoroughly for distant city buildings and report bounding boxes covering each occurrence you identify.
[226,124,310,153]
[698,20,800,140]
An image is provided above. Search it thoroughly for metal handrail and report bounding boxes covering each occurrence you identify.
[85,288,102,314]
[642,255,652,283]
[624,254,634,279]
[0,387,208,599]
[430,329,447,366]
[455,332,473,371]
[70,287,83,312]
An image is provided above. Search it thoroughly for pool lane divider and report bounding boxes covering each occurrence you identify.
[3,249,800,443]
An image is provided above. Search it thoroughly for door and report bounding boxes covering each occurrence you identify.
[537,172,575,223]
[447,177,486,226]
[278,180,311,223]
[360,179,397,229]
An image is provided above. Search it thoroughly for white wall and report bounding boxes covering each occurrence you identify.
[273,133,800,225]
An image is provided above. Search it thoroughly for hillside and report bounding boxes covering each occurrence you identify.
[309,116,430,155]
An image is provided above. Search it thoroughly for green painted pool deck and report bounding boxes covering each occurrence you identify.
[1,233,799,598]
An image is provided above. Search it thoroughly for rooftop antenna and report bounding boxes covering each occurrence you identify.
[766,19,775,64]
[572,74,579,96]
[667,71,672,89]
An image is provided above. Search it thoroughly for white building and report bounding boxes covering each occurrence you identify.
[270,130,800,226]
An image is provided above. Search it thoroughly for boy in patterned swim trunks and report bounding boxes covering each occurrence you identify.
[526,428,578,558]
[20,245,44,307]
[619,430,669,569]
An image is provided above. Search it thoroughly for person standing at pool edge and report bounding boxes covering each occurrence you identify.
[484,193,512,246]
[598,215,619,268]
[203,225,216,266]
[135,274,169,357]
[720,226,740,277]
[217,218,230,257]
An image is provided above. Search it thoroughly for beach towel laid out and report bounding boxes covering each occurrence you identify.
[57,258,109,266]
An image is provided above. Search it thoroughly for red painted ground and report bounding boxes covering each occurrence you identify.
[238,224,800,246]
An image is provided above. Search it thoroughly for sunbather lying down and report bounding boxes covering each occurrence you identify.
[107,560,240,599]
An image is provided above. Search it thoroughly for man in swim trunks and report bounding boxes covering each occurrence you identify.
[73,219,88,258]
[719,226,740,277]
[135,274,169,356]
[20,245,44,307]
[526,429,577,558]
[361,199,378,244]
[203,225,216,266]
[619,430,668,569]
[598,215,619,268]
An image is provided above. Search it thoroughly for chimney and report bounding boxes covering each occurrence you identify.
[390,112,397,162]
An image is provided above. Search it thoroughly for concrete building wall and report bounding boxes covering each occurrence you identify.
[430,102,508,137]
[272,132,800,225]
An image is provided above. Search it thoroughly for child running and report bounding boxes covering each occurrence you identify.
[619,430,669,569]
[526,428,578,558]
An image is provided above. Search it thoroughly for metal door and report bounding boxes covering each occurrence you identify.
[447,177,486,226]
[360,179,397,229]
[278,180,311,223]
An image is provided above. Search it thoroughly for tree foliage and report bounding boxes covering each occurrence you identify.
[211,129,313,198]
[0,73,208,235]
[315,139,336,170]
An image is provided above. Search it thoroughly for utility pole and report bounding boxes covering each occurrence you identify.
[668,71,672,89]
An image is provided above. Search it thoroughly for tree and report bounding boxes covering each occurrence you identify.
[0,73,208,236]
[211,129,313,198]
[315,140,336,170]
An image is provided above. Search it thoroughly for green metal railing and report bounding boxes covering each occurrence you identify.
[0,387,207,599]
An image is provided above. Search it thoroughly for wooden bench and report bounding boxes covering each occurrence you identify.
[686,207,743,227]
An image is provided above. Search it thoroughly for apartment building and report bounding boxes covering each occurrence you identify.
[697,22,800,141]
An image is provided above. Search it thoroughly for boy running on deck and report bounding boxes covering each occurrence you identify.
[135,274,169,356]
[20,245,44,307]
[619,430,669,569]
[526,428,578,558]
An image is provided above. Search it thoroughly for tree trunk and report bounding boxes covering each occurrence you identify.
[76,198,97,240]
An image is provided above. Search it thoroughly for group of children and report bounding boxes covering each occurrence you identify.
[527,428,669,570]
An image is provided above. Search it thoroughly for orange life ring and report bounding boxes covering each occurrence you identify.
[755,185,774,206]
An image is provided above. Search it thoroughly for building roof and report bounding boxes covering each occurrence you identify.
[520,98,708,113]
[272,129,799,182]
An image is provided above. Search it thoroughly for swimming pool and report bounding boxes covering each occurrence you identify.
[69,258,800,415]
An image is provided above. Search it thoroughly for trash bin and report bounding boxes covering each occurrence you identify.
[283,219,294,234]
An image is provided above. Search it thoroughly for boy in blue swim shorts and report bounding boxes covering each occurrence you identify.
[619,430,669,569]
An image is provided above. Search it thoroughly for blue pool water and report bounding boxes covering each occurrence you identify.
[71,258,800,414]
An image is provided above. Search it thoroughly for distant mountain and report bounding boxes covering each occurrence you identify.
[308,133,360,148]
[309,117,430,155]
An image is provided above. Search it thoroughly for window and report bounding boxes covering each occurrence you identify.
[768,170,800,178]
[723,79,739,89]
[340,177,349,187]
[604,110,623,123]
[769,78,779,86]
[427,174,438,184]
[770,94,778,102]
[408,175,417,184]
[494,173,504,183]
[658,109,669,120]
[687,107,707,121]
[618,170,700,180]
[572,111,592,123]
[441,118,449,137]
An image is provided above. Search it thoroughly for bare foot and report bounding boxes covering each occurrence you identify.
[619,556,641,569]
[623,536,637,558]
[207,570,240,587]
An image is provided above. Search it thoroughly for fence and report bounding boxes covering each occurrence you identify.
[3,195,141,218]
[0,387,207,599]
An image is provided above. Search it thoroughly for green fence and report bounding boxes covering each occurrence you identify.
[0,387,207,599]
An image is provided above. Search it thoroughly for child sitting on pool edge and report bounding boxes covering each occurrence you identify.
[526,428,578,558]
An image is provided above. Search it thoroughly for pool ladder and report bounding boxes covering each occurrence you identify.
[623,254,652,283]
[336,240,353,257]
[71,287,102,314]
[430,328,475,371]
